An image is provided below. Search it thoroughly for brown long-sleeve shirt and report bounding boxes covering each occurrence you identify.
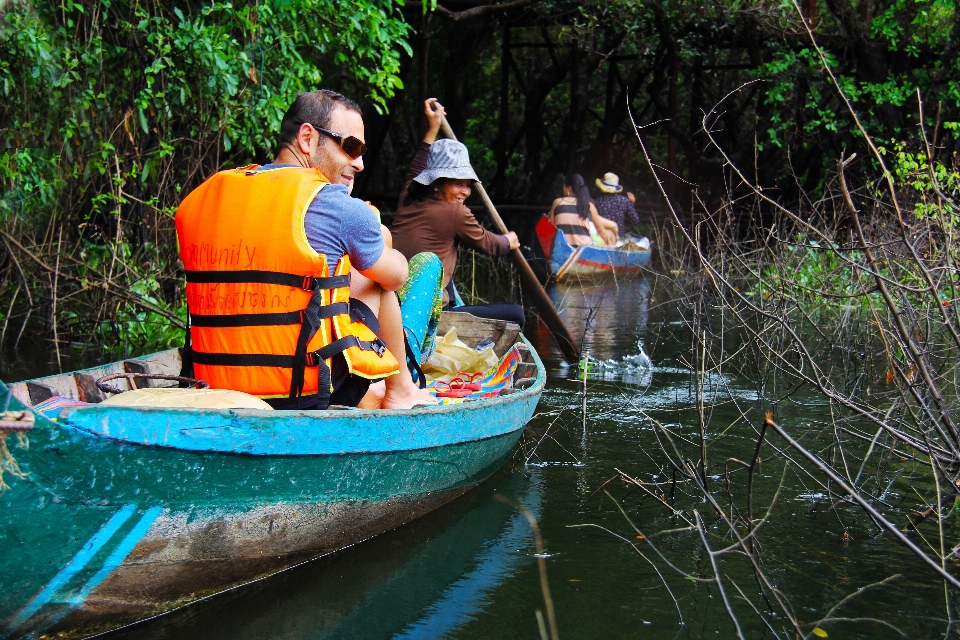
[391,142,509,290]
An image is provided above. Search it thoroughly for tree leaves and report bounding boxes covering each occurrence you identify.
[0,0,413,353]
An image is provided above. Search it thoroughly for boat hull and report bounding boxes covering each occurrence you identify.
[535,215,650,281]
[0,341,544,639]
[5,435,517,638]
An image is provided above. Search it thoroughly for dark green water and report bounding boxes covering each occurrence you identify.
[3,278,954,638]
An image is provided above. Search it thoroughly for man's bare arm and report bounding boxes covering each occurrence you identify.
[358,247,408,292]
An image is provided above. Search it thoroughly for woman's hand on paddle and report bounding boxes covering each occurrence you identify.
[504,231,520,250]
[423,98,445,145]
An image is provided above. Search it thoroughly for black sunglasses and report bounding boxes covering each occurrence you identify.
[303,123,366,159]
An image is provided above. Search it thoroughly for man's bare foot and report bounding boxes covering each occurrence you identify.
[381,380,438,409]
[357,381,386,409]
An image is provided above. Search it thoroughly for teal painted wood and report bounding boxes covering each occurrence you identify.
[0,338,545,639]
[109,472,541,640]
[58,385,538,455]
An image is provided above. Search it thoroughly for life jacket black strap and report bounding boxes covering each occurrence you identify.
[185,270,350,291]
[189,282,383,411]
[192,336,387,367]
[404,332,427,389]
[308,335,387,365]
[191,352,300,368]
[192,335,387,411]
[348,298,381,336]
[190,302,349,328]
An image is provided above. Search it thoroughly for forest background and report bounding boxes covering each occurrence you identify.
[0,0,956,357]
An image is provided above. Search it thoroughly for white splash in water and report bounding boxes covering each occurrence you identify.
[575,342,654,387]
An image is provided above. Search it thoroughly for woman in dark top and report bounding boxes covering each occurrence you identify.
[548,173,618,246]
[391,99,525,326]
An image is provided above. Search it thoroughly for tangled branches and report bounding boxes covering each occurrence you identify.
[575,6,960,636]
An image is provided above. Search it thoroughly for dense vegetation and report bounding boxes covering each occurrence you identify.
[2,0,960,352]
[1,0,411,359]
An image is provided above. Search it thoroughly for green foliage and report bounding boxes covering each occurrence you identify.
[0,0,412,355]
[880,140,960,226]
[746,236,876,310]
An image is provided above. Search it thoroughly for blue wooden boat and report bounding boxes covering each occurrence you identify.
[535,215,651,281]
[0,315,544,639]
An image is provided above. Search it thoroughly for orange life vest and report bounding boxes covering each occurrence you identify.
[175,164,400,407]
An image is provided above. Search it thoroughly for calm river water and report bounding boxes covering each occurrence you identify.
[2,277,952,638]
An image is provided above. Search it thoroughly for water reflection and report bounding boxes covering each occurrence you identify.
[540,278,654,388]
[104,471,540,640]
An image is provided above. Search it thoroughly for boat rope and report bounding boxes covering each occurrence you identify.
[0,410,33,494]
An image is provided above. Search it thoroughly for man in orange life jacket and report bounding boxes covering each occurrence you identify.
[176,90,434,409]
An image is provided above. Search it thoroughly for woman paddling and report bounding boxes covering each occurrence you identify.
[548,173,618,246]
[391,98,525,327]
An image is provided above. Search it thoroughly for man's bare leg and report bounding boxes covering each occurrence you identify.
[351,271,435,409]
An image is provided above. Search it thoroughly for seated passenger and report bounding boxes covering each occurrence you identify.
[176,89,433,410]
[391,98,525,327]
[594,171,641,231]
[549,173,618,246]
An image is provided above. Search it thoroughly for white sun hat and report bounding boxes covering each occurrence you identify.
[413,139,481,185]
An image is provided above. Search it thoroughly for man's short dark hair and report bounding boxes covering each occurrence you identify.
[279,90,362,148]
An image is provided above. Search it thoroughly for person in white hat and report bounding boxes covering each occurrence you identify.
[594,172,640,231]
[391,99,524,326]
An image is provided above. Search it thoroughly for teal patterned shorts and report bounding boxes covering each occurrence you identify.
[397,252,444,364]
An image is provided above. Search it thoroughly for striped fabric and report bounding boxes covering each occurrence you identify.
[554,203,593,246]
[426,345,522,405]
[32,395,88,419]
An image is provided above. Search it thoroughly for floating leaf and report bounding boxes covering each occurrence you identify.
[813,628,828,638]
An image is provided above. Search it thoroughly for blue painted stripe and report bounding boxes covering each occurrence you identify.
[5,504,136,633]
[70,506,163,606]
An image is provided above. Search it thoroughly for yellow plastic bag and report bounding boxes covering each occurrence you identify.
[422,327,499,382]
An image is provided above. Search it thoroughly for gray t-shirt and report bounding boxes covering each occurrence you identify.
[260,164,384,271]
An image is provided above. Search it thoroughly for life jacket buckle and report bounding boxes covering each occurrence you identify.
[305,351,318,367]
[302,276,313,291]
[371,338,387,357]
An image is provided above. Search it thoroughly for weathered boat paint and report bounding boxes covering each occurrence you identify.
[0,337,545,639]
[57,386,535,455]
[535,215,651,281]
[105,472,541,639]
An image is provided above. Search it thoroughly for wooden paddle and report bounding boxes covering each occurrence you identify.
[435,114,580,363]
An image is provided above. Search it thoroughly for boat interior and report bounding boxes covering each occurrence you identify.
[7,311,539,410]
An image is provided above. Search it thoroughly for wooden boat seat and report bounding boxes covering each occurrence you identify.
[8,348,185,407]
[100,387,272,410]
[437,311,520,358]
